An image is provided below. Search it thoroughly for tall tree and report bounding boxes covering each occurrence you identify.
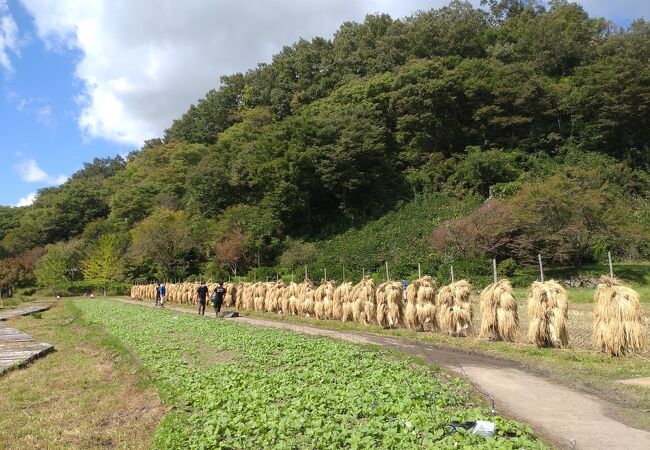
[82,234,122,296]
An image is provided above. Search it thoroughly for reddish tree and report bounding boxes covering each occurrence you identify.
[429,199,516,259]
[213,229,248,276]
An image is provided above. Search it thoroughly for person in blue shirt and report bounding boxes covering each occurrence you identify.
[159,283,166,307]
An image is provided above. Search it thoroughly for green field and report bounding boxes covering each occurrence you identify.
[77,299,543,449]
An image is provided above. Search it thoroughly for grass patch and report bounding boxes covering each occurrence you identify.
[0,300,164,449]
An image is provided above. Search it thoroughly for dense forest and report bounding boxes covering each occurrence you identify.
[1,0,649,293]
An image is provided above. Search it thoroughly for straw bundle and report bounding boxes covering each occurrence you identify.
[593,276,645,356]
[527,280,569,348]
[416,276,437,331]
[314,280,336,320]
[243,283,255,310]
[350,277,375,324]
[405,281,420,330]
[265,281,283,313]
[334,282,352,321]
[297,279,315,316]
[438,280,473,336]
[224,283,236,307]
[479,279,519,342]
[281,282,298,315]
[376,281,402,328]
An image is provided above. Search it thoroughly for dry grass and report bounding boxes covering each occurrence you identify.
[0,300,163,449]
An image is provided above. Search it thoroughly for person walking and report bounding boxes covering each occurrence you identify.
[212,282,226,316]
[155,283,161,307]
[197,281,209,315]
[159,283,166,307]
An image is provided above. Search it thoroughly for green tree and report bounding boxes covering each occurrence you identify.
[129,209,197,278]
[34,247,70,292]
[82,234,123,295]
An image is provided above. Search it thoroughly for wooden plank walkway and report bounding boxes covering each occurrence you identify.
[0,301,54,375]
[0,301,53,321]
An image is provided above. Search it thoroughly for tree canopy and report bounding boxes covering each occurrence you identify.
[2,1,650,286]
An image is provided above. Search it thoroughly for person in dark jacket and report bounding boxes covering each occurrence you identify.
[212,282,226,316]
[197,281,209,315]
[155,283,161,307]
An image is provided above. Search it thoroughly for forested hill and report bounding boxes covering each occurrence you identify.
[1,1,650,291]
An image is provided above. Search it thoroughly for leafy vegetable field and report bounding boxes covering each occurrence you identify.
[76,299,543,449]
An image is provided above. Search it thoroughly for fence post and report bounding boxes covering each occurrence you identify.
[492,259,497,284]
[608,251,614,278]
[451,265,455,283]
[418,262,421,279]
[538,254,545,283]
[385,261,389,281]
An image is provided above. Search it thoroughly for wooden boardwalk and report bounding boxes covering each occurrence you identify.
[0,301,54,375]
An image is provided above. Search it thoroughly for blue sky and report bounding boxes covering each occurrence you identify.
[0,0,648,207]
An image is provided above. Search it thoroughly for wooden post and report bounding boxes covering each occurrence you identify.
[492,259,498,284]
[304,265,308,280]
[451,265,455,283]
[385,261,389,281]
[608,251,614,278]
[418,262,421,279]
[538,254,544,283]
[324,268,327,282]
[342,265,345,282]
[362,268,365,278]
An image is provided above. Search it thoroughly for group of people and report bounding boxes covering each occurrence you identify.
[197,281,226,316]
[155,281,226,316]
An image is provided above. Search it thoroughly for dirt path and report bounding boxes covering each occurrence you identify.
[116,299,650,449]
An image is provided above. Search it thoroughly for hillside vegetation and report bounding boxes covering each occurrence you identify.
[1,0,650,292]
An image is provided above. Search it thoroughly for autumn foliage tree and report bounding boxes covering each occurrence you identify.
[429,170,643,266]
[213,229,247,277]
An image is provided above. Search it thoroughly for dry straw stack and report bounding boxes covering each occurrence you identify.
[404,280,420,330]
[405,276,437,331]
[224,283,237,307]
[414,276,437,331]
[438,280,473,336]
[349,277,375,325]
[527,280,569,348]
[479,279,519,341]
[376,281,403,328]
[314,280,336,320]
[593,276,645,356]
[297,279,315,317]
[264,281,284,313]
[281,282,299,315]
[336,282,353,322]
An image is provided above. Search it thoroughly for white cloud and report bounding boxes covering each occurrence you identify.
[15,158,48,182]
[19,0,642,147]
[35,103,55,127]
[0,0,18,72]
[15,192,36,207]
[14,158,67,185]
[19,0,440,147]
